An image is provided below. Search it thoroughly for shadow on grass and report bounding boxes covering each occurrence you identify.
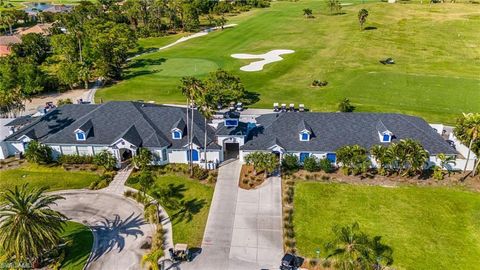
[61,224,93,269]
[171,198,207,224]
[364,26,378,30]
[128,58,167,69]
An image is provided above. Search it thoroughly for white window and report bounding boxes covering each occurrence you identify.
[172,130,182,140]
[77,146,90,156]
[162,149,168,161]
[93,147,107,154]
[61,146,76,155]
[76,131,86,141]
[299,132,310,141]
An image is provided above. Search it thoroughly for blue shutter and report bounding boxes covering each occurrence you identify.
[299,153,310,162]
[383,134,390,142]
[326,153,336,163]
[301,133,309,141]
[76,132,85,140]
[173,131,181,139]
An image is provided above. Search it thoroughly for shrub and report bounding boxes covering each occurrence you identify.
[93,151,117,171]
[282,154,299,171]
[144,204,159,224]
[58,154,94,164]
[433,166,444,181]
[303,156,320,172]
[126,175,140,185]
[319,158,334,173]
[24,140,52,164]
[192,165,209,180]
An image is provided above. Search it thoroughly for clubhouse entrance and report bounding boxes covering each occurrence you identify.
[224,143,240,160]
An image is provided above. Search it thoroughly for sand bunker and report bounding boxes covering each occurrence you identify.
[231,49,295,72]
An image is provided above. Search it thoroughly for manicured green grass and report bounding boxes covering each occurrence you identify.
[96,1,480,124]
[129,174,214,247]
[293,182,480,270]
[0,164,98,192]
[60,221,93,270]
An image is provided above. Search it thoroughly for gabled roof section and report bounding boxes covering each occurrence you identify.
[298,120,312,134]
[114,125,142,147]
[77,119,93,133]
[376,120,391,134]
[269,137,284,149]
[171,118,186,132]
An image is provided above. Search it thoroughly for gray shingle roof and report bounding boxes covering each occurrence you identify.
[5,101,219,149]
[242,112,457,155]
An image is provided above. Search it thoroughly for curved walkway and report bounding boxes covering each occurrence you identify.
[51,190,154,270]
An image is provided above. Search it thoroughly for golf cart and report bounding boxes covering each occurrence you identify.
[169,243,190,262]
[280,253,304,270]
[379,58,395,65]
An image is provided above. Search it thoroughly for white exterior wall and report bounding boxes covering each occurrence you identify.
[217,135,245,147]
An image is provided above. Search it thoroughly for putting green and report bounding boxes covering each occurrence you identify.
[142,58,219,77]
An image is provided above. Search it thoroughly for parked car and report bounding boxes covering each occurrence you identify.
[280,253,304,270]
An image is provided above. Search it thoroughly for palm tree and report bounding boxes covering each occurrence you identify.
[455,113,480,174]
[0,184,66,266]
[179,77,204,176]
[325,222,393,270]
[196,95,214,170]
[370,145,390,175]
[325,222,373,270]
[358,9,369,30]
[437,153,456,176]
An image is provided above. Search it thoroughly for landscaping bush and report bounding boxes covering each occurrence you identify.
[433,166,444,181]
[126,175,140,185]
[319,158,334,173]
[93,151,117,171]
[282,154,299,171]
[312,80,328,87]
[303,156,320,172]
[25,140,53,164]
[192,165,209,180]
[58,154,94,164]
[144,204,159,224]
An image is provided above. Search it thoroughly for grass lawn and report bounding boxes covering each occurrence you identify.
[60,221,93,270]
[96,0,480,124]
[293,182,480,270]
[0,164,98,193]
[128,174,214,247]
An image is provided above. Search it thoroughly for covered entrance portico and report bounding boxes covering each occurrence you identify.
[222,137,241,160]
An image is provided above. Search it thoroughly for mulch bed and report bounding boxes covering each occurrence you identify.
[239,165,267,190]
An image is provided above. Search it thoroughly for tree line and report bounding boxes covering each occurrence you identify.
[0,0,271,117]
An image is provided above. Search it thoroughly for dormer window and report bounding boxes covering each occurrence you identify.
[75,131,86,141]
[172,129,182,140]
[379,131,392,143]
[376,120,393,143]
[299,131,310,141]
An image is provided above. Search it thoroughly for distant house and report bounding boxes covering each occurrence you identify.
[16,23,53,36]
[0,35,22,57]
[2,101,474,171]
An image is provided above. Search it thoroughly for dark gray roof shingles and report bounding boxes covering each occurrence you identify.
[242,112,456,155]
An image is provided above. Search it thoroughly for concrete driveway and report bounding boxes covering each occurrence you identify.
[51,190,154,270]
[182,161,283,270]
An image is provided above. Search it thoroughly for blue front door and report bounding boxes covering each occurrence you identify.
[187,149,199,162]
[299,152,310,163]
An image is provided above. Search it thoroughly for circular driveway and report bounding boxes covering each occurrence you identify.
[50,190,154,270]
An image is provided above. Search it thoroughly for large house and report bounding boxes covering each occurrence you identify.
[3,102,222,168]
[2,101,474,170]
